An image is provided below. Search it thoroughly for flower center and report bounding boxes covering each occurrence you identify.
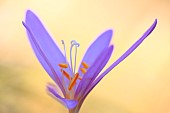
[58,40,89,92]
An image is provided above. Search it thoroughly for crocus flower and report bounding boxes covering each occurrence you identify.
[22,10,157,113]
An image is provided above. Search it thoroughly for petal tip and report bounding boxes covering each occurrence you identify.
[145,19,157,37]
[105,29,113,36]
[26,10,34,16]
[154,18,158,26]
[110,44,114,50]
[25,10,38,22]
[99,29,113,41]
[151,19,157,30]
[22,21,25,26]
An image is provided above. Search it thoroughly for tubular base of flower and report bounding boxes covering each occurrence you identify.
[47,84,78,109]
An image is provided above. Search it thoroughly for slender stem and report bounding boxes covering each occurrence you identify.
[69,109,76,113]
[68,106,79,113]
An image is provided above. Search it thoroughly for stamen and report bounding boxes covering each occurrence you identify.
[80,68,87,74]
[68,73,79,91]
[61,68,67,94]
[78,76,82,80]
[82,62,89,69]
[61,40,67,63]
[60,69,71,80]
[70,40,80,74]
[58,63,68,68]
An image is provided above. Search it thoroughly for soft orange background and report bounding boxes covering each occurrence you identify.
[0,0,170,113]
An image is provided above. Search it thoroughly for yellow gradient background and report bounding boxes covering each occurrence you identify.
[0,0,170,113]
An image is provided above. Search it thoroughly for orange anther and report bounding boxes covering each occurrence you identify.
[80,68,86,74]
[58,63,68,68]
[60,69,71,80]
[78,76,82,80]
[68,73,79,91]
[82,62,89,69]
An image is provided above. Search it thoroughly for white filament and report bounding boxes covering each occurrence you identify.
[61,40,67,63]
[61,40,80,75]
[70,40,80,74]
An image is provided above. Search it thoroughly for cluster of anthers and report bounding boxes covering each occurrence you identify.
[58,40,89,98]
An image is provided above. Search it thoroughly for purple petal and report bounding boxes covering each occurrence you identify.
[47,84,78,109]
[83,19,157,101]
[78,30,113,73]
[23,10,72,95]
[75,45,113,99]
[22,22,67,96]
[24,10,72,79]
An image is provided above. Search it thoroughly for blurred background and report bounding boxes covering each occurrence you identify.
[0,0,170,113]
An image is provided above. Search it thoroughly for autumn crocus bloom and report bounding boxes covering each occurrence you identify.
[23,10,157,113]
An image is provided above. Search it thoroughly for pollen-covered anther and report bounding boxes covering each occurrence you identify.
[68,73,79,91]
[78,76,82,80]
[80,68,87,74]
[58,63,68,68]
[82,62,89,69]
[60,69,71,80]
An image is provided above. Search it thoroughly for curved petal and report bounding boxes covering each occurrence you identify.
[78,30,113,73]
[24,10,72,79]
[23,22,67,96]
[23,10,72,94]
[47,84,78,109]
[75,45,113,99]
[82,19,157,102]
